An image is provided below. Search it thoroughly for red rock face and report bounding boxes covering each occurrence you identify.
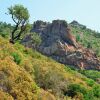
[64,47,100,70]
[22,20,100,70]
[66,27,77,48]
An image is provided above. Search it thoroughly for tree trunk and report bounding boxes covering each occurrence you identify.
[14,24,25,40]
[10,24,19,43]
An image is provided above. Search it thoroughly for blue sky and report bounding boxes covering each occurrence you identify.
[0,0,100,31]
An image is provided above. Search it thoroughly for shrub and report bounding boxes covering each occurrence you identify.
[76,34,80,42]
[0,32,8,38]
[95,49,100,57]
[80,70,100,81]
[92,85,100,98]
[85,79,95,86]
[11,52,21,64]
[87,42,92,48]
[30,32,42,48]
[34,65,68,97]
[66,84,94,100]
[84,90,94,100]
[67,84,86,97]
[67,83,100,100]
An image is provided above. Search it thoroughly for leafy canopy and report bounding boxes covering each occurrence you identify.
[8,4,29,24]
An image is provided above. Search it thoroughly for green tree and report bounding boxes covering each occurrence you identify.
[8,4,29,43]
[31,32,42,48]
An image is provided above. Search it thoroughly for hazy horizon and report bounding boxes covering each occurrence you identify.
[0,0,100,32]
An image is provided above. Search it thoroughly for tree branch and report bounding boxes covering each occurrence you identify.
[12,14,17,24]
[14,24,26,40]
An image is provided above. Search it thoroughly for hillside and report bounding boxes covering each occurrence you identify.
[0,36,100,100]
[23,20,100,70]
[0,1,100,100]
[70,20,100,57]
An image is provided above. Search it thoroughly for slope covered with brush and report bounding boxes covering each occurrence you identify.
[0,36,100,100]
[70,20,100,57]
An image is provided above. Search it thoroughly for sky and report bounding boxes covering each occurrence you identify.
[0,0,100,31]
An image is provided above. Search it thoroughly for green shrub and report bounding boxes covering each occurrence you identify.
[66,84,86,99]
[11,52,21,64]
[80,70,100,81]
[0,32,8,38]
[30,32,42,48]
[67,83,100,100]
[95,49,100,57]
[76,35,81,42]
[85,79,95,86]
[92,85,100,98]
[67,84,86,96]
[87,42,92,48]
[84,90,94,100]
[66,84,96,100]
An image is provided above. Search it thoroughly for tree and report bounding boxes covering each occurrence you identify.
[8,4,29,43]
[0,22,12,38]
[30,32,42,48]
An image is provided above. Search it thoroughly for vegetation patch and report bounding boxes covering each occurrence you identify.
[11,52,21,64]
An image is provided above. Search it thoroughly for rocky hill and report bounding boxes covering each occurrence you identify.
[22,20,100,70]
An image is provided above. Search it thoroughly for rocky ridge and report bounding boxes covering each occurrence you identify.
[22,20,100,70]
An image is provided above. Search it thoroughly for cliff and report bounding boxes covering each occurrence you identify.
[22,20,100,70]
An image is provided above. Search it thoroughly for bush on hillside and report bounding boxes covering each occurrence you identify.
[80,70,100,81]
[93,85,100,98]
[34,65,68,97]
[11,52,21,64]
[85,79,95,86]
[30,32,42,48]
[66,84,95,100]
[76,34,81,42]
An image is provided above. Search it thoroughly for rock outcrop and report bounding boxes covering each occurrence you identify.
[22,20,100,70]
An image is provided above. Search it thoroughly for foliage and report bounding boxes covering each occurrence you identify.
[80,70,100,81]
[8,4,30,43]
[34,65,68,97]
[0,22,12,38]
[76,34,81,42]
[23,32,42,49]
[67,84,86,97]
[11,52,21,64]
[93,85,100,98]
[24,23,32,33]
[85,79,95,86]
[30,32,42,47]
[70,22,100,57]
[67,84,100,100]
[0,90,13,100]
[8,4,29,24]
[87,42,92,48]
